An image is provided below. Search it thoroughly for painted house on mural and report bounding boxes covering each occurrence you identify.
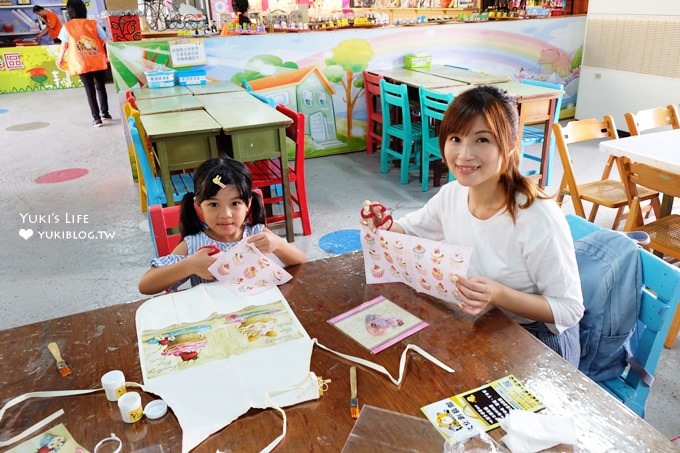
[249,66,342,149]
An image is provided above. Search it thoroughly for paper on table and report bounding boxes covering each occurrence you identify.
[208,240,292,295]
[360,226,472,304]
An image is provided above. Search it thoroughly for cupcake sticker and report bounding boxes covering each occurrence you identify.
[413,244,425,260]
[431,248,444,264]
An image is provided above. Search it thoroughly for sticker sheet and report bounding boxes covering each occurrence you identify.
[360,226,472,304]
[208,240,292,295]
[6,423,89,453]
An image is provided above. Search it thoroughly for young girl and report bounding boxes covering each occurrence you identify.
[139,158,306,295]
[361,85,583,365]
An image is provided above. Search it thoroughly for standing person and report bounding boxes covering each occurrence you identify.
[232,0,251,27]
[33,5,62,44]
[361,85,584,366]
[56,0,111,128]
[139,158,306,295]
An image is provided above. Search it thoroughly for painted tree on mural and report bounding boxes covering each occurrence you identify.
[323,39,374,137]
[230,55,299,85]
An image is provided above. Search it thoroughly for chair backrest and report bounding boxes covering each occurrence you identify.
[248,90,276,107]
[624,104,680,135]
[363,70,382,111]
[380,79,412,131]
[553,115,619,189]
[149,204,182,257]
[621,156,680,200]
[276,104,305,175]
[123,102,156,172]
[419,86,453,144]
[242,79,253,91]
[566,214,680,416]
[128,117,165,203]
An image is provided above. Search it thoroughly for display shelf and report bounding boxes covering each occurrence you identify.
[0,4,64,8]
[0,30,38,35]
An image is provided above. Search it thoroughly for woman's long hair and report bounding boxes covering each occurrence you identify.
[65,0,87,19]
[438,85,548,222]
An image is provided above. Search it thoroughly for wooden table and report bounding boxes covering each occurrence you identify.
[410,64,512,85]
[371,67,467,89]
[131,85,192,100]
[435,82,562,189]
[0,253,674,452]
[186,80,244,95]
[140,110,222,206]
[135,96,206,115]
[600,129,680,216]
[201,92,295,242]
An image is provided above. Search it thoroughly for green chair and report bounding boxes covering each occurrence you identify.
[519,79,563,186]
[419,86,454,192]
[379,79,422,185]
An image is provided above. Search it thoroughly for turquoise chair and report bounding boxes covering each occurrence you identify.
[379,79,422,185]
[419,86,454,192]
[128,117,194,207]
[566,214,680,417]
[519,79,563,186]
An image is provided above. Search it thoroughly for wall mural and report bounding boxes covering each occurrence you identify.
[108,16,585,157]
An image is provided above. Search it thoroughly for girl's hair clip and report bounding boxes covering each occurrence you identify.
[212,175,227,189]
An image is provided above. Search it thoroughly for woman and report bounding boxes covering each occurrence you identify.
[57,0,111,127]
[362,85,583,365]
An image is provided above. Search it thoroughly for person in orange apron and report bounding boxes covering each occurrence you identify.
[56,0,111,127]
[32,5,63,44]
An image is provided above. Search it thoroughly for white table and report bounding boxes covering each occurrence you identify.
[600,129,680,215]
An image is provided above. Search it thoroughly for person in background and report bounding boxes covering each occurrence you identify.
[33,5,62,44]
[139,158,306,295]
[56,0,111,128]
[232,0,251,27]
[361,85,584,366]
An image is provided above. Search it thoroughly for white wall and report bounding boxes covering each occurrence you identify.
[575,0,680,130]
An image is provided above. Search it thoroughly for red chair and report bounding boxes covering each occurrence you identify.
[149,204,182,257]
[247,105,312,236]
[363,70,383,154]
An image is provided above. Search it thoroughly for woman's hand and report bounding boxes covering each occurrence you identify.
[454,275,503,315]
[360,200,393,231]
[186,247,218,280]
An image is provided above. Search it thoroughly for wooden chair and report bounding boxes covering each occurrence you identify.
[553,116,659,230]
[625,104,680,135]
[567,214,680,416]
[620,156,680,348]
[363,71,383,154]
[419,86,453,192]
[247,105,312,236]
[129,117,194,210]
[380,79,422,185]
[519,79,563,186]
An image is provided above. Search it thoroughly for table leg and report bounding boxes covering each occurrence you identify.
[537,97,558,190]
[278,128,294,243]
[156,141,175,206]
[661,194,674,217]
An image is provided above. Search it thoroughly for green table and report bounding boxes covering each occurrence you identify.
[131,85,192,100]
[410,64,512,85]
[135,95,205,115]
[370,67,463,89]
[187,80,245,95]
[140,110,222,206]
[203,92,295,242]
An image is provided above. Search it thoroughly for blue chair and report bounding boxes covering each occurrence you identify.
[379,79,422,185]
[566,214,680,417]
[519,79,563,186]
[128,117,194,207]
[419,86,454,192]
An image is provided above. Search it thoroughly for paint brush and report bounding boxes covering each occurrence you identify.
[47,342,72,377]
[350,366,359,419]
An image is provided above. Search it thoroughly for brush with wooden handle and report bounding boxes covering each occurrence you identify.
[47,342,72,377]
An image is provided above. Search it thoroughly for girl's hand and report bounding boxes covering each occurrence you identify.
[360,200,393,231]
[454,275,502,315]
[246,231,284,254]
[186,247,218,280]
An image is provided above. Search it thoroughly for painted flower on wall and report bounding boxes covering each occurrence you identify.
[27,67,48,87]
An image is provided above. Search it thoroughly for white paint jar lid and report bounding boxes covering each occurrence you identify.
[144,399,168,419]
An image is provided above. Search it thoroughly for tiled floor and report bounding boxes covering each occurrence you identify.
[1,86,678,440]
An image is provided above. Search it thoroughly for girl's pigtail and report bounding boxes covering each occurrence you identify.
[249,190,266,226]
[180,192,204,237]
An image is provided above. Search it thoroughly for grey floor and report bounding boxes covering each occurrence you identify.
[1,86,678,441]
